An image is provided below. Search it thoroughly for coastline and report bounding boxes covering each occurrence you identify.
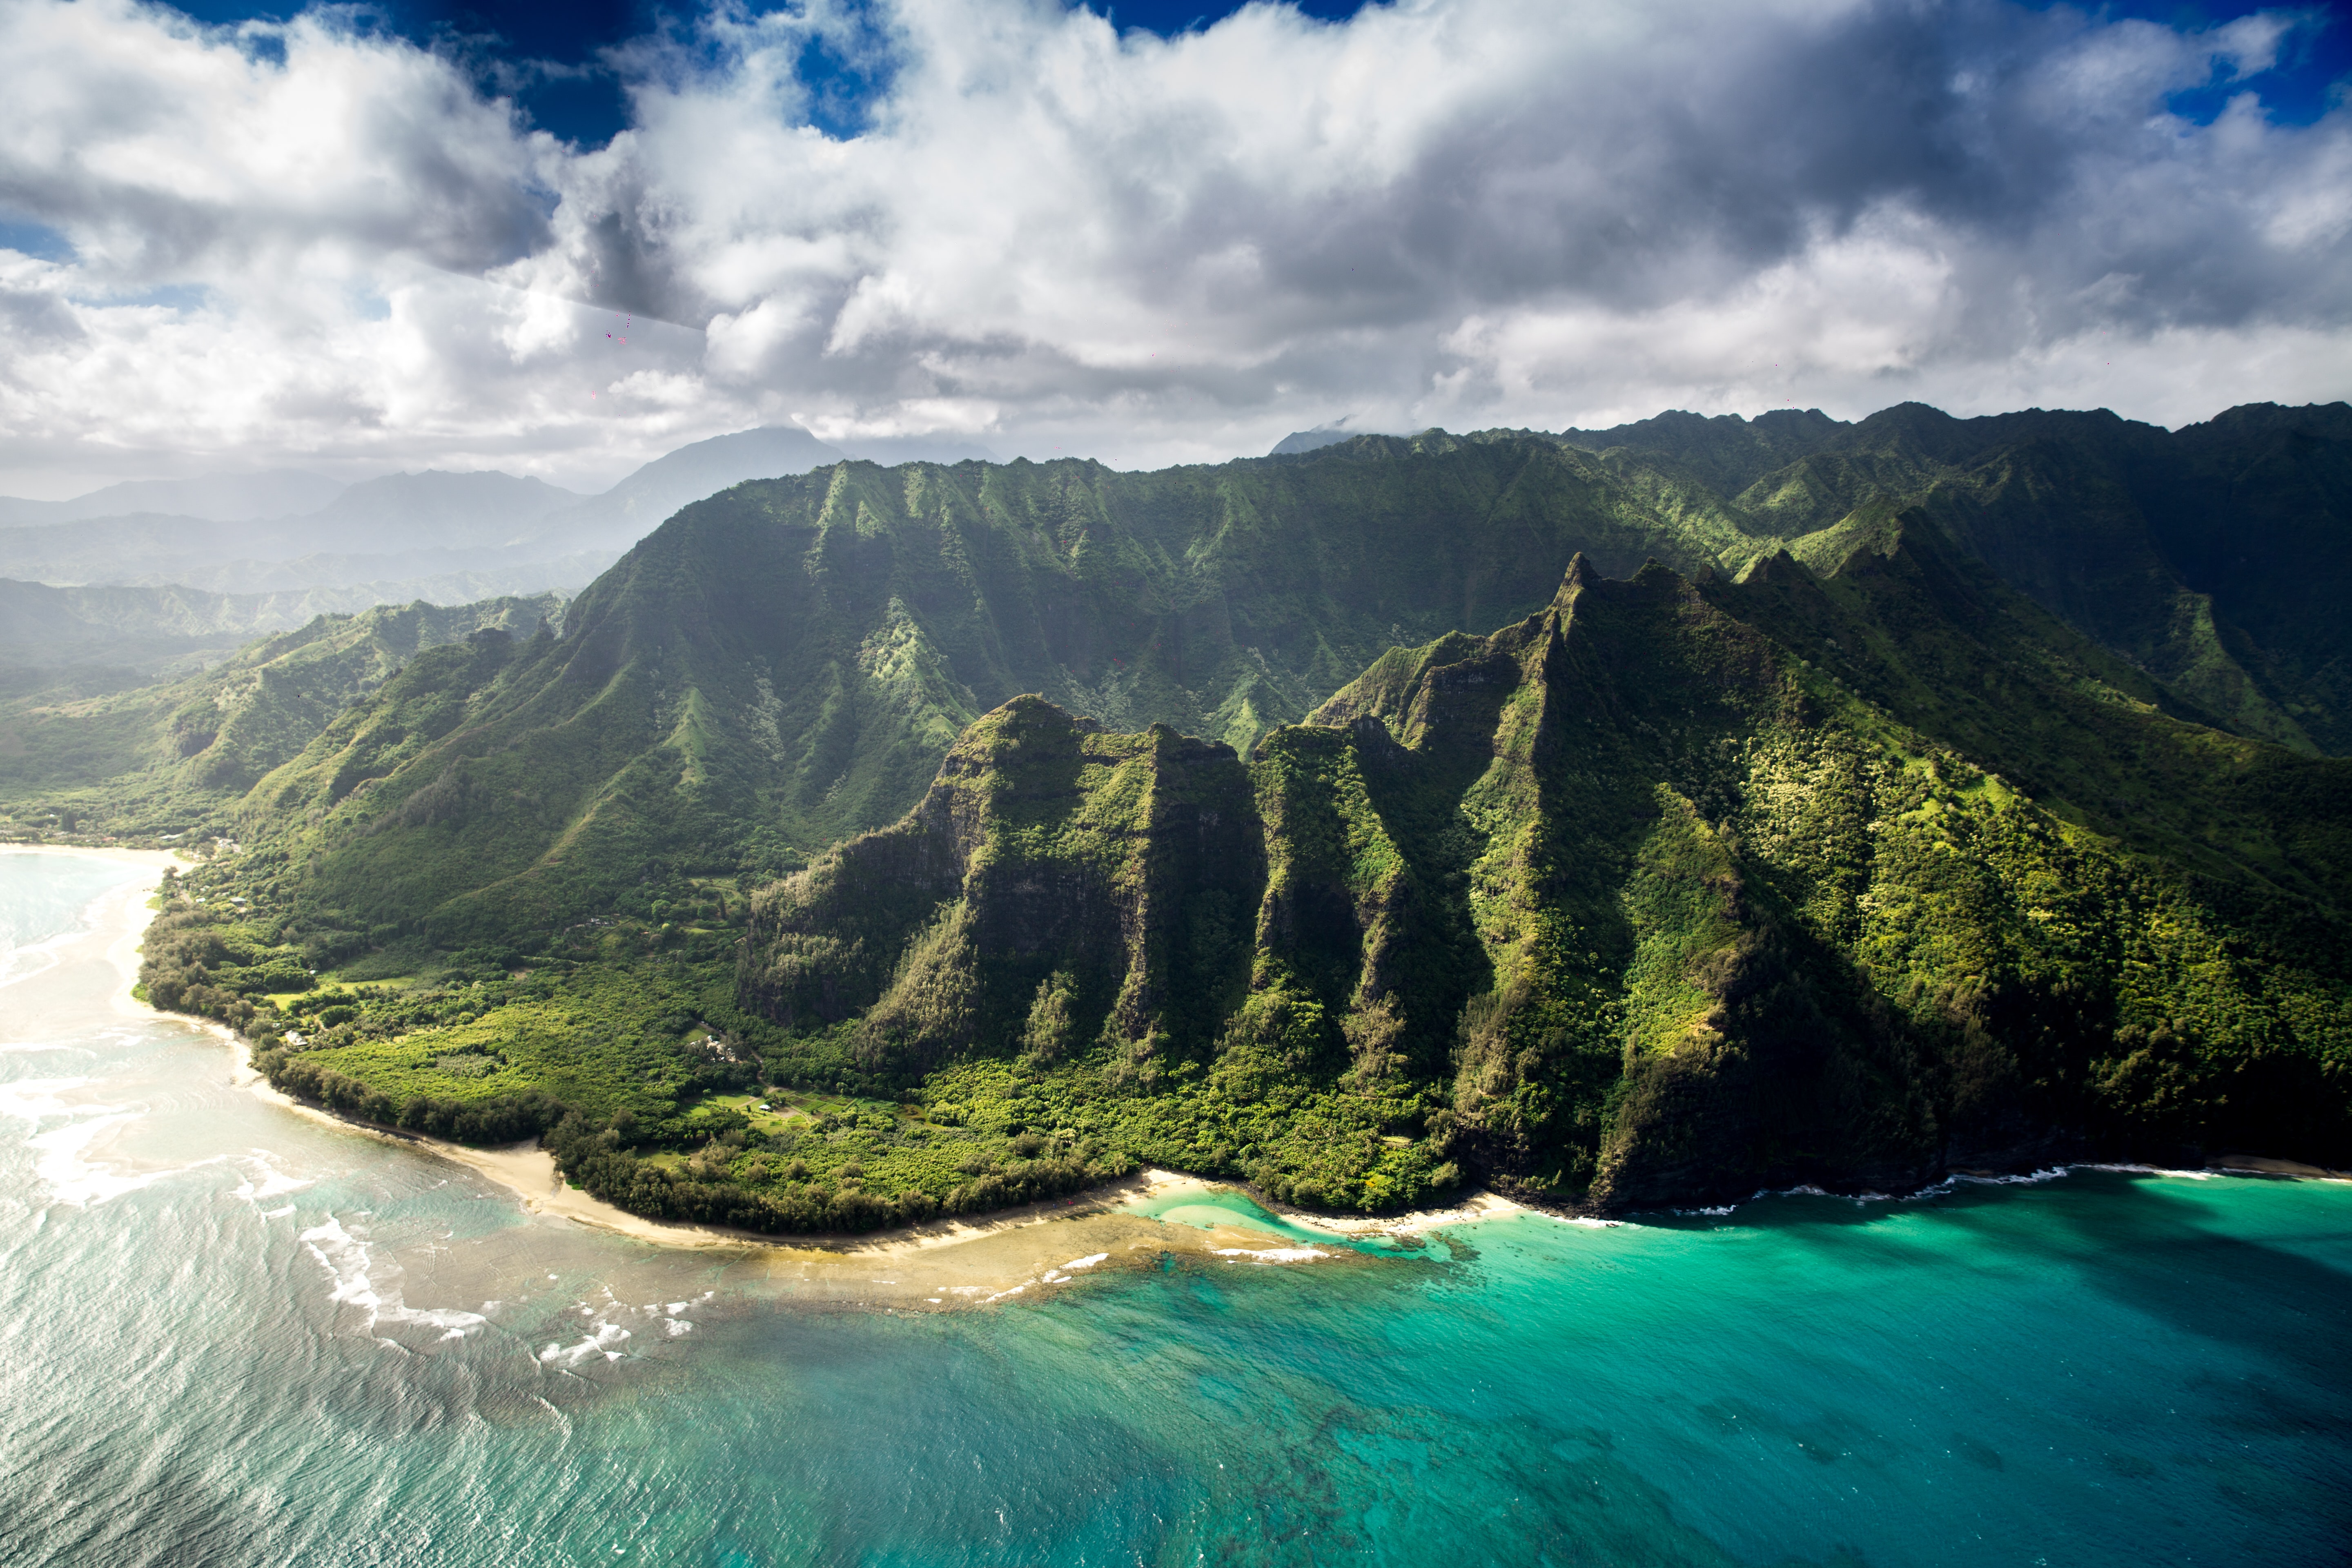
[0,843,183,1019]
[29,840,2339,1289]
[2207,1154,2352,1180]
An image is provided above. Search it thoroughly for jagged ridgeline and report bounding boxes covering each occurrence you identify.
[211,401,2352,947]
[65,399,2352,1221]
[739,554,2352,1211]
[237,432,1799,941]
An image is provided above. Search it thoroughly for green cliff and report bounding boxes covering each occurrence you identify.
[734,549,2350,1212]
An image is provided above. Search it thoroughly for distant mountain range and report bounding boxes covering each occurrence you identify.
[0,469,346,527]
[0,577,579,675]
[0,427,1011,662]
[0,428,841,664]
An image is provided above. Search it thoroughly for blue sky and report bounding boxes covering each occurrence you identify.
[0,0,2345,492]
[155,0,1383,143]
[143,0,2348,145]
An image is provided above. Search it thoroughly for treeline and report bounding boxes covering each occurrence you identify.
[254,1046,569,1143]
[140,894,301,1047]
[544,1113,1131,1235]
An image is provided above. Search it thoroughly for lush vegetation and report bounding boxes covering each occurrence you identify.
[134,855,1146,1233]
[0,594,562,846]
[18,396,2343,1227]
[1558,400,2352,754]
[732,544,2352,1214]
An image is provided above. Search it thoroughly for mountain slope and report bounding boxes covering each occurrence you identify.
[519,425,842,555]
[219,410,2352,956]
[0,595,563,837]
[1562,400,2352,754]
[237,435,1804,944]
[297,470,584,550]
[0,470,345,527]
[100,404,2352,1225]
[0,576,586,673]
[726,554,2350,1214]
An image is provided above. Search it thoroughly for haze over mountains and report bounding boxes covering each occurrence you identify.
[0,470,348,527]
[0,425,1007,669]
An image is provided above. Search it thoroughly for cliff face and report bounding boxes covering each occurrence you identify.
[741,698,1266,1079]
[738,553,2352,1214]
[1298,556,1951,1207]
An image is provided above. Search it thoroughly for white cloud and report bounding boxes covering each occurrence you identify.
[0,0,2345,494]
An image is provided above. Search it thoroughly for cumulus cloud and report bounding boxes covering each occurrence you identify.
[0,0,2345,492]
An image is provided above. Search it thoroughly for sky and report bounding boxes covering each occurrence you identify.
[0,0,2346,496]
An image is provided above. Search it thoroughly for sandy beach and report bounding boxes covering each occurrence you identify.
[0,844,181,1014]
[2207,1154,2352,1180]
[9,832,1515,1288]
[56,835,2330,1306]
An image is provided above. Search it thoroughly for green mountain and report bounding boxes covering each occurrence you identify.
[727,535,2348,1213]
[0,595,562,839]
[229,434,1801,948]
[0,577,568,673]
[48,396,2352,1222]
[218,401,2347,962]
[1559,400,2352,753]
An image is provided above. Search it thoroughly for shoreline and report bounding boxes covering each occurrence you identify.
[2205,1154,2352,1180]
[0,844,184,1020]
[24,842,2341,1281]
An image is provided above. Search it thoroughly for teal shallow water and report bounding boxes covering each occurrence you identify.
[2,853,2347,1566]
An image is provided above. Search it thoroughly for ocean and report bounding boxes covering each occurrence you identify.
[2,850,2346,1566]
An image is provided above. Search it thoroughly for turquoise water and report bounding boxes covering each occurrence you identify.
[3,851,2348,1566]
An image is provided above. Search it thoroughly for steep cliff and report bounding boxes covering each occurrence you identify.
[737,553,2352,1212]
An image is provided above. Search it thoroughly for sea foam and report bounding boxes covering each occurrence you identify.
[298,1213,487,1343]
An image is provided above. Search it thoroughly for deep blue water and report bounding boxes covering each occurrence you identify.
[3,852,2347,1566]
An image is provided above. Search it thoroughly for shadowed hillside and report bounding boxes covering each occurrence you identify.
[1561,400,2352,753]
[221,434,1799,944]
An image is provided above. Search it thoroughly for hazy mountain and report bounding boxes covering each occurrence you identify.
[0,514,339,584]
[300,470,585,550]
[0,594,563,804]
[0,428,979,616]
[0,447,750,604]
[0,514,616,596]
[98,550,617,603]
[0,575,584,673]
[0,469,345,528]
[1268,425,1365,456]
[519,425,842,554]
[516,424,990,556]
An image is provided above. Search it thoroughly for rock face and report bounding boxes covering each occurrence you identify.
[739,552,2352,1214]
[741,699,1265,1079]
